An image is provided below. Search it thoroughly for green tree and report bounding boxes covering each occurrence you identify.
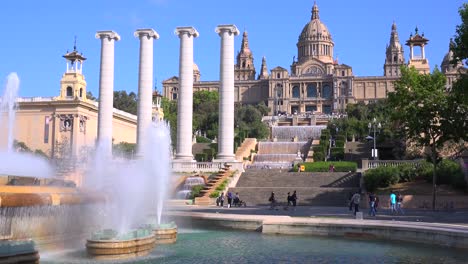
[86,91,97,101]
[161,97,178,147]
[388,66,462,210]
[113,91,137,115]
[448,3,468,145]
[193,91,219,139]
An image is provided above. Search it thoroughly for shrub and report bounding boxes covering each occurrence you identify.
[436,159,466,189]
[298,161,357,172]
[334,140,345,148]
[397,163,418,182]
[209,191,220,198]
[416,160,434,181]
[364,166,399,192]
[336,135,346,142]
[189,185,204,199]
[330,147,344,161]
[196,136,211,143]
[195,153,207,162]
[313,151,325,162]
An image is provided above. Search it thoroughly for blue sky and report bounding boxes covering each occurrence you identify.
[0,0,464,97]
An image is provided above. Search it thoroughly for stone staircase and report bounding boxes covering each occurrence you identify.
[195,166,232,205]
[229,169,360,206]
[235,138,257,162]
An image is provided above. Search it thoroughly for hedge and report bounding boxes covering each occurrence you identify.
[195,153,207,162]
[313,151,325,162]
[296,161,357,172]
[364,166,399,192]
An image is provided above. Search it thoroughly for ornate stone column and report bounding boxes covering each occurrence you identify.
[215,25,239,161]
[95,31,120,157]
[135,29,159,156]
[174,27,199,161]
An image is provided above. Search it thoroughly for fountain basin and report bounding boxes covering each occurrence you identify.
[0,240,39,264]
[86,229,156,260]
[142,222,178,244]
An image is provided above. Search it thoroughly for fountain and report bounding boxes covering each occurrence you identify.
[271,125,325,141]
[84,120,175,258]
[175,176,205,199]
[0,73,53,178]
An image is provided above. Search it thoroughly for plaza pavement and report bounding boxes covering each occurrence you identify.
[168,204,468,226]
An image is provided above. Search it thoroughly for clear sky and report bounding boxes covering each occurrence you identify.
[0,0,464,97]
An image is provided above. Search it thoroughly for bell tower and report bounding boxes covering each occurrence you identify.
[384,22,405,76]
[58,38,88,101]
[235,31,256,80]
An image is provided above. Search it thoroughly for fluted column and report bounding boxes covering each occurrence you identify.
[215,25,239,161]
[174,27,199,161]
[95,31,120,157]
[135,29,159,156]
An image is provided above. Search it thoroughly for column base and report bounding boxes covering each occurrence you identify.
[213,154,236,162]
[174,154,195,162]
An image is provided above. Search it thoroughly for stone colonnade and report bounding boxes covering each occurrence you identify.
[174,27,199,161]
[134,29,160,156]
[95,25,239,162]
[95,31,120,157]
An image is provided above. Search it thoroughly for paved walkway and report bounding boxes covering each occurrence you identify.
[168,205,468,226]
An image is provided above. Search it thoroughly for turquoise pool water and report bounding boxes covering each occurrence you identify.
[42,228,468,263]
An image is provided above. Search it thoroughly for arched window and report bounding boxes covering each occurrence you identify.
[66,86,73,97]
[322,85,332,99]
[393,55,398,62]
[79,88,83,98]
[277,73,281,79]
[292,86,300,98]
[307,84,317,97]
[276,84,283,97]
[341,82,347,96]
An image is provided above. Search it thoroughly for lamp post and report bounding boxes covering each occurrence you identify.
[368,118,381,160]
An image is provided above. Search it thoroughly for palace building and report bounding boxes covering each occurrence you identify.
[163,2,463,115]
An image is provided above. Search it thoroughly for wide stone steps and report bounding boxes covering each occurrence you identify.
[236,170,359,188]
[230,168,361,207]
[229,187,358,206]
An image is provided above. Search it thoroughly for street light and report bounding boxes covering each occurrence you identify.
[368,117,381,160]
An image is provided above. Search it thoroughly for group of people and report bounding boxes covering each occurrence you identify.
[268,191,297,210]
[216,192,245,208]
[348,190,404,216]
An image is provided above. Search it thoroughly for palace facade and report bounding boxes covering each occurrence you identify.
[163,3,462,115]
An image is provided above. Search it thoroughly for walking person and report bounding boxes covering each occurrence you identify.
[396,192,405,214]
[285,192,292,210]
[291,190,298,211]
[268,192,277,210]
[220,192,225,207]
[368,192,376,217]
[350,191,361,216]
[389,191,397,214]
[227,192,233,208]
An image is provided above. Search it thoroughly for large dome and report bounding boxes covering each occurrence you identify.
[299,4,332,42]
[296,2,334,64]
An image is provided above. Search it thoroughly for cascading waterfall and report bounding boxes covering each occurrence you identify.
[258,142,308,154]
[176,176,205,199]
[272,125,326,141]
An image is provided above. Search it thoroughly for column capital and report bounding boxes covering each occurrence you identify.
[134,28,160,39]
[95,30,121,41]
[215,24,240,36]
[174,27,199,38]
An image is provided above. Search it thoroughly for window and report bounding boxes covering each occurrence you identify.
[44,116,50,143]
[291,106,299,114]
[79,88,83,98]
[342,70,345,77]
[172,93,177,100]
[307,84,317,97]
[277,73,281,79]
[306,105,317,112]
[292,86,300,98]
[66,86,73,97]
[322,85,332,99]
[323,105,332,114]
